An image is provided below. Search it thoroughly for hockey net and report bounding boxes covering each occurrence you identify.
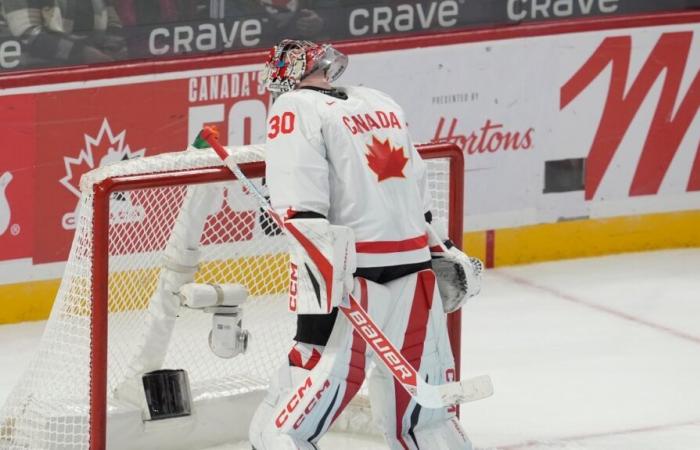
[0,143,463,450]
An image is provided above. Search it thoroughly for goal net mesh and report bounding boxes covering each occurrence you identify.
[0,144,459,449]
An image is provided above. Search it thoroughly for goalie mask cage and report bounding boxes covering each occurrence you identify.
[0,143,464,450]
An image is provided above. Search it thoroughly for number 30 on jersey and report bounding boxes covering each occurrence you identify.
[268,112,296,139]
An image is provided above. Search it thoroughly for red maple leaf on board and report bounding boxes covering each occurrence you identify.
[365,136,408,182]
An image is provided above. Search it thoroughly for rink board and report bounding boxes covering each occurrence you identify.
[2,208,700,324]
[1,14,699,322]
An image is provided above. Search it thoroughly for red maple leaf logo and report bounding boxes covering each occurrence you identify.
[365,136,408,182]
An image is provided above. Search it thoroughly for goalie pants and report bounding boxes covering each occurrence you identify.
[249,267,470,449]
[293,260,432,346]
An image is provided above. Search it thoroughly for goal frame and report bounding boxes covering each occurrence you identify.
[88,143,464,450]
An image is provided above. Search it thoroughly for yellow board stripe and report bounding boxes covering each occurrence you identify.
[104,254,288,313]
[0,254,289,324]
[1,210,699,324]
[0,279,60,324]
[462,209,700,267]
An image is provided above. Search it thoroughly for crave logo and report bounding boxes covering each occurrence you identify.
[561,31,700,200]
[348,0,461,37]
[60,118,146,229]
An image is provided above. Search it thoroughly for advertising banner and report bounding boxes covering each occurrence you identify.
[341,22,700,230]
[0,65,270,271]
[1,0,699,73]
[0,94,34,262]
[0,19,698,283]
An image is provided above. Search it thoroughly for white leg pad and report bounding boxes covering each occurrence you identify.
[406,417,473,450]
[249,282,372,447]
[365,270,470,450]
[251,270,472,449]
[251,433,317,450]
[249,365,321,450]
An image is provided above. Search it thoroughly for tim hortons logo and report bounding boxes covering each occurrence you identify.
[561,31,700,200]
[0,171,12,236]
[432,117,534,154]
[60,119,146,230]
[345,306,415,384]
[275,376,332,429]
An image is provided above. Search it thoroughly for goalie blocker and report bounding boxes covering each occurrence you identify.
[284,217,356,315]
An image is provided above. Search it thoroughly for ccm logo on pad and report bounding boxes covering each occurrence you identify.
[275,376,332,429]
[289,262,298,311]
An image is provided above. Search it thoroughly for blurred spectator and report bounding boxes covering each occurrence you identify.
[0,2,8,36]
[114,0,191,58]
[2,0,126,64]
[207,0,337,40]
[115,0,189,26]
[0,1,11,38]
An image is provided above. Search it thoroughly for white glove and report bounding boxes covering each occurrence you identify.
[431,245,483,313]
[427,222,483,313]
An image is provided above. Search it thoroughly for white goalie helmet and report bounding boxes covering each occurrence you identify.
[261,39,348,93]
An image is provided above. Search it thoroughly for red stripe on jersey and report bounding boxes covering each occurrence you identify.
[394,270,436,446]
[356,234,428,254]
[331,279,369,424]
[285,221,334,312]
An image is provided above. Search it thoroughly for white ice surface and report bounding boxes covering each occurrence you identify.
[1,249,699,449]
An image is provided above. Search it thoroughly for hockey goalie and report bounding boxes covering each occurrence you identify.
[248,39,484,449]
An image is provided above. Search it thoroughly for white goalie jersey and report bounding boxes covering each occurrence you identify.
[265,86,432,268]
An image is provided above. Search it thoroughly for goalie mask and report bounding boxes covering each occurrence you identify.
[262,39,348,93]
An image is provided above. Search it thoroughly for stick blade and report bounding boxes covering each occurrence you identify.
[456,375,494,403]
[414,374,493,408]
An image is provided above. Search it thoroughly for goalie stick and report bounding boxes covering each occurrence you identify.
[200,127,493,408]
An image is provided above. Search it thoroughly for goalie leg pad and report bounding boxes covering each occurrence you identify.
[249,279,371,447]
[249,365,319,450]
[284,218,356,315]
[364,270,468,449]
[369,354,468,450]
[398,417,473,450]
